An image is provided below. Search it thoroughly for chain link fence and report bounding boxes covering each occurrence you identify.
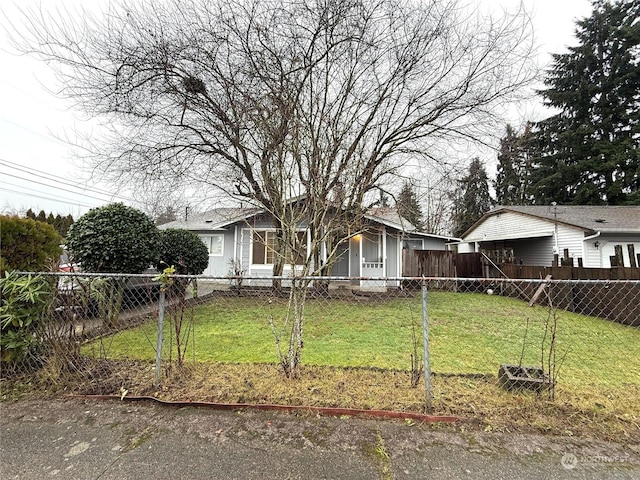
[2,271,638,437]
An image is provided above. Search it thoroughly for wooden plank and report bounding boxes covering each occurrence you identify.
[614,244,624,267]
[628,244,637,268]
[529,274,552,306]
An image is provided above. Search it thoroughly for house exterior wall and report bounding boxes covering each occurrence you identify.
[349,236,360,278]
[555,224,587,266]
[386,234,399,277]
[465,211,554,241]
[329,242,350,276]
[195,230,236,276]
[186,213,450,285]
[507,237,555,265]
[403,236,450,250]
[421,237,450,250]
[595,235,640,268]
[462,211,593,267]
[457,242,475,253]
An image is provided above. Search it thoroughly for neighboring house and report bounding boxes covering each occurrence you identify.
[457,205,640,268]
[160,206,457,289]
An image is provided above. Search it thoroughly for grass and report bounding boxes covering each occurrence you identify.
[91,291,640,389]
[44,290,637,441]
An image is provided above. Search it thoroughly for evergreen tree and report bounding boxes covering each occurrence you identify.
[63,214,75,237]
[24,210,74,238]
[494,123,536,205]
[451,158,493,237]
[396,181,424,230]
[530,0,640,205]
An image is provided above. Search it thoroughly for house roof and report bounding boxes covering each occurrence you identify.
[463,205,640,238]
[364,207,461,240]
[365,207,417,231]
[159,207,260,231]
[160,205,453,239]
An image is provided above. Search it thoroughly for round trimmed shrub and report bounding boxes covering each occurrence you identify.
[157,229,209,275]
[66,203,159,273]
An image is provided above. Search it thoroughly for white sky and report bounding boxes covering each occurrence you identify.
[0,0,595,217]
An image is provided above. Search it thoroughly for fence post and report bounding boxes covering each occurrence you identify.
[155,289,166,386]
[422,279,433,410]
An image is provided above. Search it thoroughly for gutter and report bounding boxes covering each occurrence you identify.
[583,231,601,242]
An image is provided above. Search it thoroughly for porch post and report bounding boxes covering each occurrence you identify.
[359,233,363,277]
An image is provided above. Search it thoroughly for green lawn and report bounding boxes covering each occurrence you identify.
[89,291,640,387]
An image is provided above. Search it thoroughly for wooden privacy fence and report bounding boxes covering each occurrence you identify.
[402,250,482,278]
[498,264,640,280]
[401,250,639,325]
[490,264,640,326]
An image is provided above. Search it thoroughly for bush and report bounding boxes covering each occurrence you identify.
[66,203,159,273]
[0,216,62,274]
[0,272,54,363]
[158,229,209,275]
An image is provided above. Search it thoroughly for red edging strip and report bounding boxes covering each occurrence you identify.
[69,395,458,423]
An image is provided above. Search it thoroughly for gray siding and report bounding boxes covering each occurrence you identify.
[386,234,398,277]
[421,237,449,250]
[196,230,235,276]
[513,237,555,265]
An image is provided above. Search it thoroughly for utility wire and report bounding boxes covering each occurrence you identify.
[0,182,101,206]
[0,186,98,209]
[0,171,122,204]
[0,158,135,202]
[0,184,98,204]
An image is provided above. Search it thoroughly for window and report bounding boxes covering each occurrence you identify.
[252,230,307,265]
[200,234,224,256]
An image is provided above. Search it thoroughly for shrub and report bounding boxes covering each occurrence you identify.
[66,203,159,273]
[0,216,62,274]
[158,229,209,275]
[0,272,54,363]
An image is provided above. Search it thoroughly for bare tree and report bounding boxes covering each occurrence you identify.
[9,0,536,377]
[419,173,458,236]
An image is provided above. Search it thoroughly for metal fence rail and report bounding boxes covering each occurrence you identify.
[2,272,638,437]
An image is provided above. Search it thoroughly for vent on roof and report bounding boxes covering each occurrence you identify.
[594,219,606,223]
[205,220,213,223]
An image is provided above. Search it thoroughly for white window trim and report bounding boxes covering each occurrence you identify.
[208,234,224,256]
[250,228,309,266]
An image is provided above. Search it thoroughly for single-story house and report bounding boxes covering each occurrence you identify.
[457,205,640,268]
[160,206,458,289]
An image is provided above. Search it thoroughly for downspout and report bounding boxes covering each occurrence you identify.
[397,232,403,279]
[359,233,363,277]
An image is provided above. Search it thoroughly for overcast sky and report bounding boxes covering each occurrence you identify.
[0,0,595,217]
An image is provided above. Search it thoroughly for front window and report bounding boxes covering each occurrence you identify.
[252,230,307,265]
